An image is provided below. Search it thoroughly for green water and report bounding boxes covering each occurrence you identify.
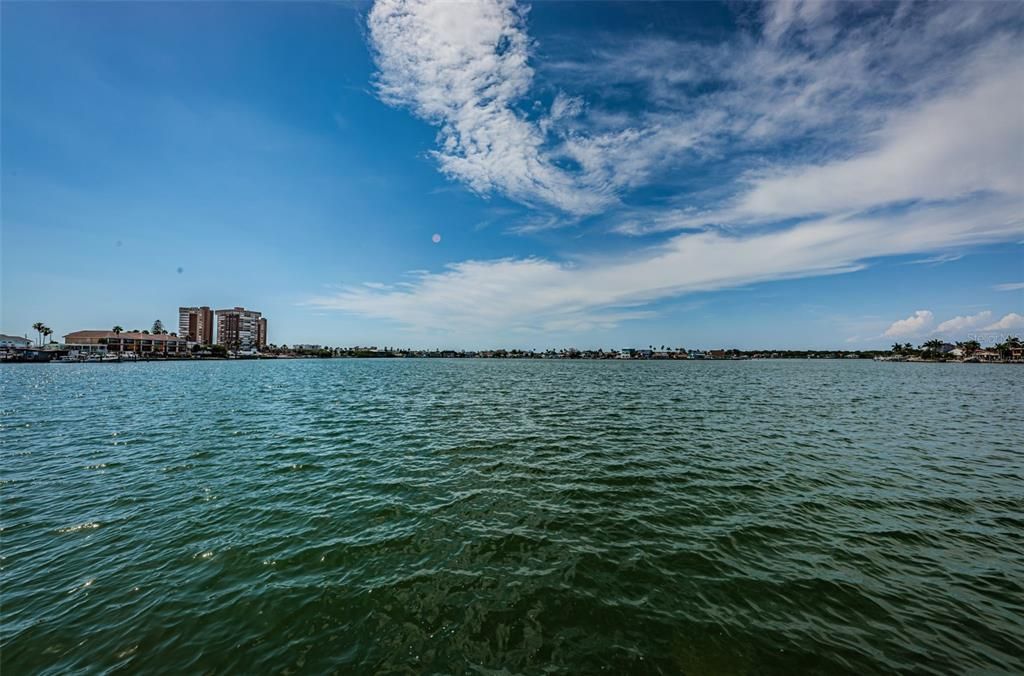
[2,359,1022,674]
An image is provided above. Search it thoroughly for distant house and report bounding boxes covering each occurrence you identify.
[971,350,1000,363]
[708,350,727,360]
[0,334,32,349]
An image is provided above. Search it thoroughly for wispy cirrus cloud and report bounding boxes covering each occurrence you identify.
[728,63,1023,224]
[368,0,1023,230]
[993,282,1024,292]
[543,1,1023,231]
[908,253,964,266]
[340,0,1024,340]
[611,52,1024,235]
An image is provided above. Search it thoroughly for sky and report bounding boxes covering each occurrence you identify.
[2,0,1022,350]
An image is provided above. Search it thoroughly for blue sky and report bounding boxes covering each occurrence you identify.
[2,0,1022,349]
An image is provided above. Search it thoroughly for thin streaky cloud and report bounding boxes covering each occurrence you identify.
[908,253,964,266]
[310,198,1023,335]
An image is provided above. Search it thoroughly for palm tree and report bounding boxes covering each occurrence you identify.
[955,340,980,357]
[921,338,945,353]
[891,342,903,354]
[42,327,53,345]
[994,335,1022,359]
[112,326,123,336]
[32,322,45,346]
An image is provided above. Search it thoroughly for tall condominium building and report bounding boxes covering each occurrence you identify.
[215,307,267,351]
[178,306,213,345]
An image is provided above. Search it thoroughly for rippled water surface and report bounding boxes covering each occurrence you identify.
[2,359,1022,674]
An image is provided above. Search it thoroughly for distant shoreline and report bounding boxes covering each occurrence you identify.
[3,353,1021,364]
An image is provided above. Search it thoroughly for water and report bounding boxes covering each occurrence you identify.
[2,359,1022,674]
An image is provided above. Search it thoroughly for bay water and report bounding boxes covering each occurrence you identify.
[2,359,1022,673]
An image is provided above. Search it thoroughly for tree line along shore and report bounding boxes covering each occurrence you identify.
[3,335,1022,364]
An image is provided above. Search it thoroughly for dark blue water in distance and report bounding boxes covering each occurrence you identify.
[2,359,1022,674]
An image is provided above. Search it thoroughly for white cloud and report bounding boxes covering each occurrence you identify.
[549,91,583,122]
[993,282,1024,292]
[366,0,720,218]
[367,0,610,215]
[368,0,1023,227]
[762,0,836,45]
[983,313,1024,331]
[731,63,1024,221]
[885,310,934,338]
[310,197,1023,336]
[350,0,1024,338]
[935,311,992,333]
[366,0,618,214]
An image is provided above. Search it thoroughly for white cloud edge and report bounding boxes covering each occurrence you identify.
[884,310,934,338]
[982,312,1024,332]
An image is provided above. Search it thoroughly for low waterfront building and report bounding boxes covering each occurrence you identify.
[215,307,267,352]
[179,306,213,345]
[64,343,108,356]
[0,334,32,349]
[63,330,187,355]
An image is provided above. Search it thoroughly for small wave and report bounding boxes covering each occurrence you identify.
[56,522,101,534]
